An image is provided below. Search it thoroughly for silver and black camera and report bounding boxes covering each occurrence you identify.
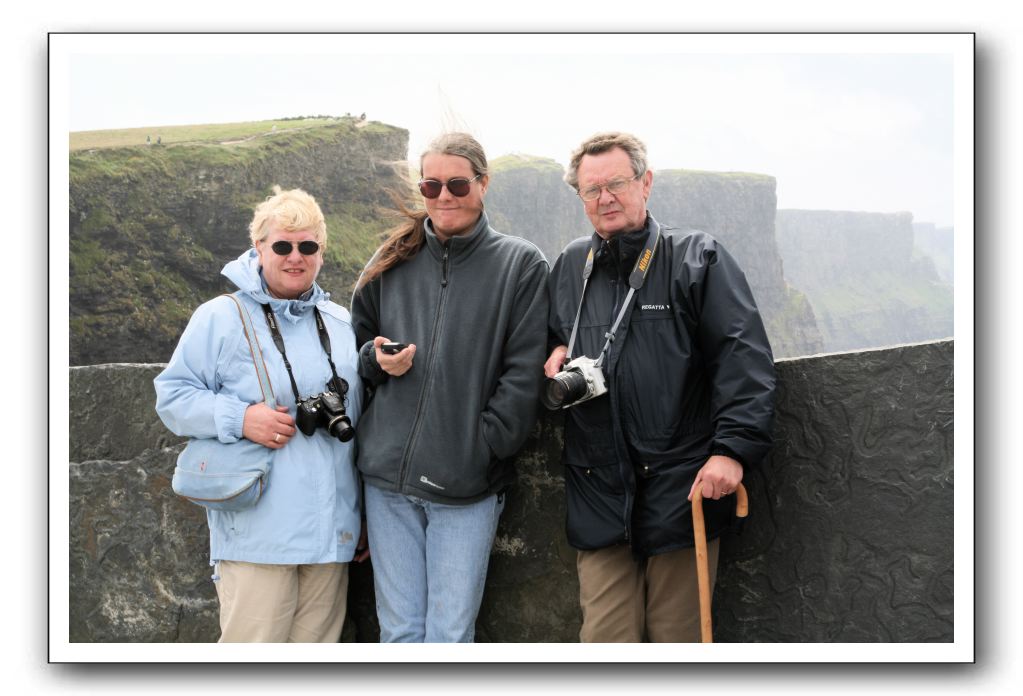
[541,356,608,410]
[296,377,355,442]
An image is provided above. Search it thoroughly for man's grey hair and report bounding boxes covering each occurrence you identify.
[564,132,649,190]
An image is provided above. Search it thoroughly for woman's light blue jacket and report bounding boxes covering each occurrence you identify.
[154,249,362,565]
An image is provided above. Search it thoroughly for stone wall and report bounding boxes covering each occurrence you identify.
[68,340,953,642]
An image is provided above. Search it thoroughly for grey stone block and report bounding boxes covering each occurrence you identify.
[67,340,954,642]
[70,363,186,463]
[69,446,215,642]
[714,340,954,642]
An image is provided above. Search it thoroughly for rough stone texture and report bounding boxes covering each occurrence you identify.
[776,210,954,354]
[714,340,954,642]
[70,448,216,642]
[68,340,952,642]
[70,363,186,463]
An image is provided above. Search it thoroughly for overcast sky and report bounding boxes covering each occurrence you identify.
[62,34,961,227]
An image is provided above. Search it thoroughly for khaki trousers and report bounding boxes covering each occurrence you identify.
[577,539,720,643]
[215,560,349,643]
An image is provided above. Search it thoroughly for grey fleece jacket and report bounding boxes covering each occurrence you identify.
[350,212,549,504]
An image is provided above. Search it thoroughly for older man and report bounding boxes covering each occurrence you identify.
[544,132,776,642]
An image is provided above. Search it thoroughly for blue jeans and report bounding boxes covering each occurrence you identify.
[364,485,505,642]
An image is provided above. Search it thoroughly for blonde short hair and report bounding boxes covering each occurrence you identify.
[248,186,327,248]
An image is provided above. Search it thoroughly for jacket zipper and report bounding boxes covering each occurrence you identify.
[396,243,451,489]
[609,274,633,544]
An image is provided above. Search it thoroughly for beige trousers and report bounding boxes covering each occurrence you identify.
[215,560,349,643]
[576,539,720,643]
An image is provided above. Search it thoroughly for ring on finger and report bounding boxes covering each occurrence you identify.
[273,432,281,443]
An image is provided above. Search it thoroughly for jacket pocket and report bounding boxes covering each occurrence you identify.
[565,460,628,549]
[562,424,627,549]
[209,508,248,540]
[407,415,492,499]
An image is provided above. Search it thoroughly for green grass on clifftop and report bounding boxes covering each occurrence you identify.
[490,154,565,175]
[69,116,391,152]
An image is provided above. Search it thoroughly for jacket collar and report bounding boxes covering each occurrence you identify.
[221,248,329,324]
[594,213,656,277]
[423,211,490,261]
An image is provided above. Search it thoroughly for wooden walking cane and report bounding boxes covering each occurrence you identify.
[692,482,749,643]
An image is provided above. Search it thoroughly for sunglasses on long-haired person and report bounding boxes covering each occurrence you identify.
[269,240,320,256]
[417,174,482,199]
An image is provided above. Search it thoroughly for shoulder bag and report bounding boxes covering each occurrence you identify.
[171,294,275,511]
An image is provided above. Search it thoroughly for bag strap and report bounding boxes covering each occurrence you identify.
[223,294,275,407]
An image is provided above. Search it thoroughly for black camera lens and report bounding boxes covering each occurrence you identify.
[327,414,355,443]
[541,370,589,410]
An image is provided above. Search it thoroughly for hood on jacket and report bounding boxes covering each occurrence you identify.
[222,248,330,323]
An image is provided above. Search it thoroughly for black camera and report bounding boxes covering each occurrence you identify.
[296,377,355,442]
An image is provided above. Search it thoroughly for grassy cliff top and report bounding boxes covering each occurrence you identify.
[656,168,776,184]
[70,115,401,152]
[490,154,565,174]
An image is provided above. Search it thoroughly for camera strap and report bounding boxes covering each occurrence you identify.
[312,307,345,393]
[564,236,602,361]
[260,304,343,403]
[565,221,661,368]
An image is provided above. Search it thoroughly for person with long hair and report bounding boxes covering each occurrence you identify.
[351,132,548,642]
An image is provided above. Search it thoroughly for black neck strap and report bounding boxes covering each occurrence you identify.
[260,305,342,403]
[565,221,660,367]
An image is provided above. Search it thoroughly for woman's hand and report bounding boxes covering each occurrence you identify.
[242,403,297,449]
[373,335,416,377]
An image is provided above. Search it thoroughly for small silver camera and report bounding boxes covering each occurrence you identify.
[541,356,608,410]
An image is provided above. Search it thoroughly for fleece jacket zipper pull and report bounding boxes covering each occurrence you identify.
[441,244,450,287]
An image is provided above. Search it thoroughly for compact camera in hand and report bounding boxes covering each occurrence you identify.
[541,356,608,410]
[296,377,355,442]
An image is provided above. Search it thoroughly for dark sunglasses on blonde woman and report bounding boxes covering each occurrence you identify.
[270,240,320,256]
[417,174,482,199]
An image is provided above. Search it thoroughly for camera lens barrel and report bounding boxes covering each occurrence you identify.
[541,370,590,410]
[327,414,355,443]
